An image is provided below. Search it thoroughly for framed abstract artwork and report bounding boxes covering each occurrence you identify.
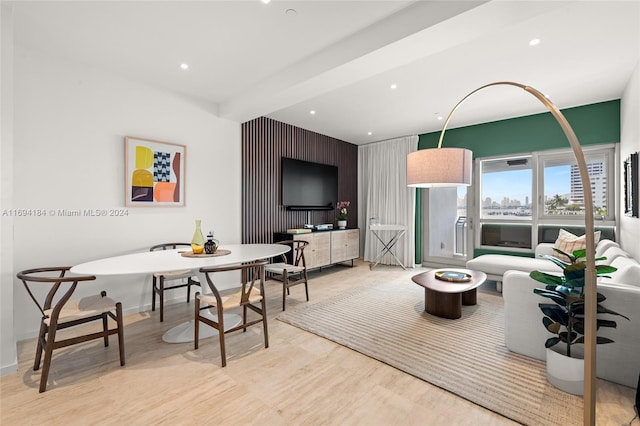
[624,151,639,218]
[125,136,186,207]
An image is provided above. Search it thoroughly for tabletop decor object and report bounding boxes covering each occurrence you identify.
[336,200,350,229]
[191,219,205,254]
[434,270,472,282]
[180,249,231,258]
[125,136,186,207]
[406,81,604,423]
[204,232,219,254]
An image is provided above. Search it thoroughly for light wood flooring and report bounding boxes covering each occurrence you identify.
[1,260,636,425]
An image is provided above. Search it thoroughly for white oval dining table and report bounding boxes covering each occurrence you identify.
[71,243,290,343]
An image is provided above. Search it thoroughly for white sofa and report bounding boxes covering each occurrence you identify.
[466,239,627,291]
[496,242,640,388]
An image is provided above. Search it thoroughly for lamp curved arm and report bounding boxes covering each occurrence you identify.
[437,81,597,425]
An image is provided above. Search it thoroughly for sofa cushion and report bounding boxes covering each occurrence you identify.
[466,254,561,277]
[552,228,601,261]
[601,256,640,287]
[600,246,630,264]
[595,239,619,258]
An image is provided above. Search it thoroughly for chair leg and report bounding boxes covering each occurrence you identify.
[116,302,125,366]
[217,306,226,367]
[151,276,157,312]
[194,294,200,350]
[159,277,165,322]
[101,290,110,346]
[39,322,57,393]
[261,298,269,349]
[186,278,192,304]
[304,270,310,302]
[243,305,247,333]
[102,313,109,347]
[282,271,288,311]
[33,322,47,371]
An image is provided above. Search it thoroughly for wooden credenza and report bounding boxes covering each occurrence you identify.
[274,229,359,269]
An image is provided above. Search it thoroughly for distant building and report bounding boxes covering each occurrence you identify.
[570,162,606,208]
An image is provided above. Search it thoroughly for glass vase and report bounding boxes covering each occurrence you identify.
[191,219,205,254]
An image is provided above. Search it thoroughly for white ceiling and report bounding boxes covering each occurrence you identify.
[10,0,640,145]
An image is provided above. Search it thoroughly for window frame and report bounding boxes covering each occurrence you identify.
[474,144,617,253]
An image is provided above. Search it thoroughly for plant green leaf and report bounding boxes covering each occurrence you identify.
[540,254,571,269]
[597,304,630,320]
[559,331,578,343]
[573,320,584,334]
[596,319,617,329]
[596,264,618,275]
[544,337,562,348]
[533,288,566,305]
[539,304,568,326]
[565,277,586,288]
[572,248,587,259]
[530,271,564,286]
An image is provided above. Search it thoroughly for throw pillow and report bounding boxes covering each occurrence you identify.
[552,229,601,262]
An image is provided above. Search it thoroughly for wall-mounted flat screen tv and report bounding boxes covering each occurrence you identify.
[281,157,338,210]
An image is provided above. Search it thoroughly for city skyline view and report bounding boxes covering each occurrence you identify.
[480,165,571,206]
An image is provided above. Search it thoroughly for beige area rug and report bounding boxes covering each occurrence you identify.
[277,281,583,426]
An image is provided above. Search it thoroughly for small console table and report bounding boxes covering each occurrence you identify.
[369,224,407,270]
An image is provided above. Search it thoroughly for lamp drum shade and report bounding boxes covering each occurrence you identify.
[407,147,473,187]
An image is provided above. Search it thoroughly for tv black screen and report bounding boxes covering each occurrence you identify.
[281,158,338,210]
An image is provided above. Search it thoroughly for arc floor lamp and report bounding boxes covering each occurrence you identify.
[407,81,598,426]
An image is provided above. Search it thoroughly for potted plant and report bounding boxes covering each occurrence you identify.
[530,247,628,395]
[336,201,350,229]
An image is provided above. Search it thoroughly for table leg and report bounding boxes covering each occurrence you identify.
[462,288,477,306]
[369,230,407,270]
[425,288,462,319]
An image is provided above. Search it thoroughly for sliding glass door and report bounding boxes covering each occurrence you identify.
[421,186,472,267]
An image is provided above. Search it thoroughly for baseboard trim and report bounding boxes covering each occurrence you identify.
[0,360,18,377]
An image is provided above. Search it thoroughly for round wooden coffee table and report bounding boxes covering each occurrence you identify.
[411,268,487,319]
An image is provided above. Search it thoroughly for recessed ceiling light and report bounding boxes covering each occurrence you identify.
[180,63,189,70]
[261,0,271,4]
[437,116,443,121]
[367,132,373,136]
[529,38,541,46]
[390,83,397,90]
[310,110,316,115]
[285,8,297,16]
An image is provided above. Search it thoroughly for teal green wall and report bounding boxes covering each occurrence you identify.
[415,100,621,263]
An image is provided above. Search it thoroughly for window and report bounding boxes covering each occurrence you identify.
[479,156,533,249]
[480,156,532,219]
[541,150,613,219]
[476,145,616,251]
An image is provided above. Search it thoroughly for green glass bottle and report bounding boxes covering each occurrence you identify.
[191,219,205,254]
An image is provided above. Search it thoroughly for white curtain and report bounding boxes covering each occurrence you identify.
[358,135,418,268]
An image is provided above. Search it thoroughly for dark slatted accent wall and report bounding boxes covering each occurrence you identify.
[242,117,358,244]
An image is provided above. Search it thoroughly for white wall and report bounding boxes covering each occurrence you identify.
[2,45,241,373]
[619,61,640,260]
[1,4,17,376]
